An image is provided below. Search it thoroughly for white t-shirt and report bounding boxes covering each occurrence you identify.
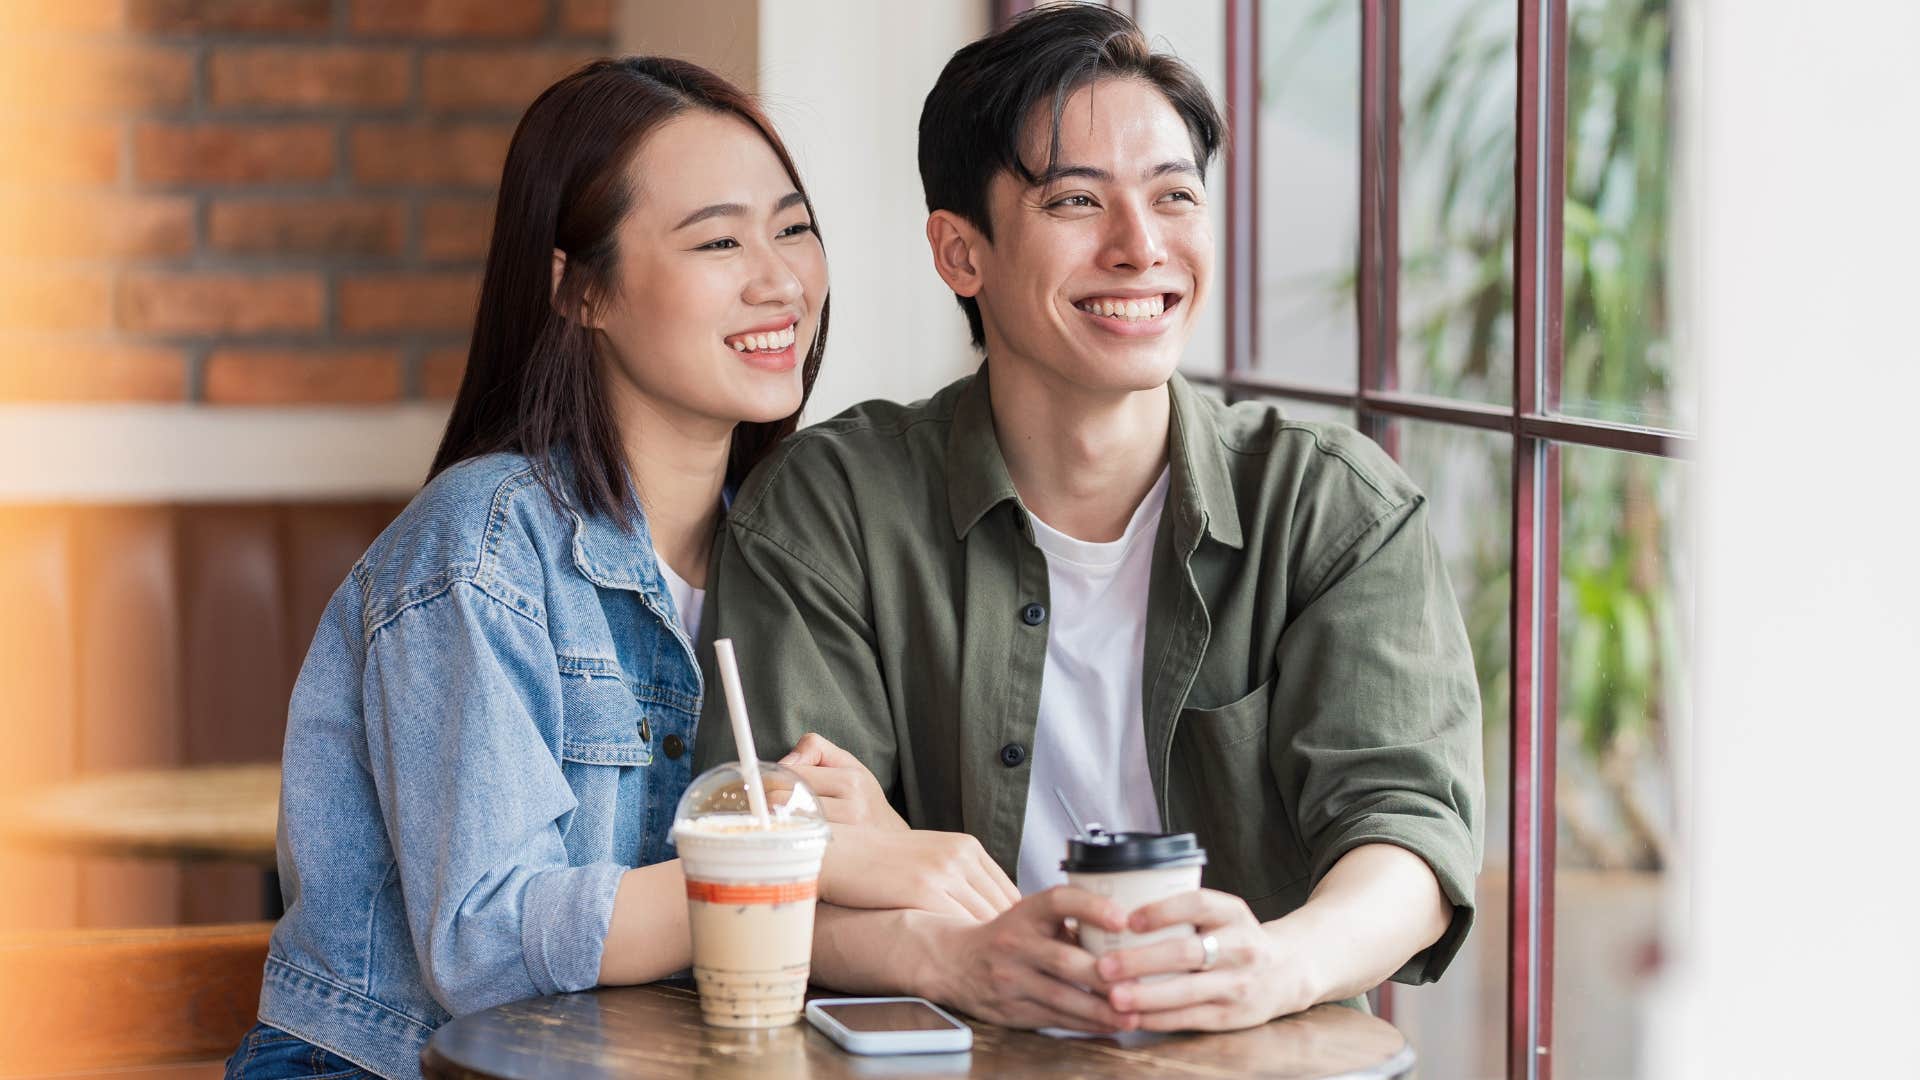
[655,554,705,645]
[1015,468,1171,894]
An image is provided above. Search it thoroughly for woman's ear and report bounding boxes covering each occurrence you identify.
[552,248,605,329]
[926,211,985,300]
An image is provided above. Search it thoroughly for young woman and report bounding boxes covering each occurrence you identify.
[225,58,1016,1079]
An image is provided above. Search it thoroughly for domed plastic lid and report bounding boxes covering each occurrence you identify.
[671,760,827,838]
[671,762,829,881]
[673,760,823,823]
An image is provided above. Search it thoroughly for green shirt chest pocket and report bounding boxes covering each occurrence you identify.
[1170,677,1313,911]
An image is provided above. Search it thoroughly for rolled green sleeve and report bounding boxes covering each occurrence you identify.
[1271,493,1485,985]
[691,517,898,791]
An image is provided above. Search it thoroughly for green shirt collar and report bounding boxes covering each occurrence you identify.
[944,366,1244,550]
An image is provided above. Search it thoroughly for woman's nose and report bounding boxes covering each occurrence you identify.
[743,246,805,307]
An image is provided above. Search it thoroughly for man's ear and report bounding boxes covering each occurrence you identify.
[926,210,986,300]
[552,248,605,330]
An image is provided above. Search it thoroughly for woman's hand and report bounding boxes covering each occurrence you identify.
[776,732,909,831]
[817,824,1021,922]
[1091,889,1322,1032]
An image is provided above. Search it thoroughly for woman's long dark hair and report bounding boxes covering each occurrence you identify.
[428,57,829,523]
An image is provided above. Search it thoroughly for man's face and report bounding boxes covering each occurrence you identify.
[972,77,1213,395]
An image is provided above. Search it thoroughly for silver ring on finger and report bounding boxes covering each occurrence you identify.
[1198,932,1220,971]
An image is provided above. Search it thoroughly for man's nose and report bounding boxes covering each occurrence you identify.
[1103,199,1167,272]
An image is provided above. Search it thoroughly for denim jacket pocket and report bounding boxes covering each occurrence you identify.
[556,655,653,767]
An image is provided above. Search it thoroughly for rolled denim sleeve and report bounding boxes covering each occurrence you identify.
[1272,493,1485,985]
[362,580,625,1014]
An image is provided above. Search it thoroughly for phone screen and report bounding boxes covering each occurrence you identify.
[816,1001,966,1033]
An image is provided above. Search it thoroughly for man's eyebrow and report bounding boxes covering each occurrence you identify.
[1033,160,1202,186]
[1034,164,1113,186]
[673,191,808,231]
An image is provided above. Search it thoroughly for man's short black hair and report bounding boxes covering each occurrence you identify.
[918,2,1225,349]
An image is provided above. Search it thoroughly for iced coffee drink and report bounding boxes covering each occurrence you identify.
[672,762,830,1028]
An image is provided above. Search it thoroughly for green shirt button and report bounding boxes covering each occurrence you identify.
[1021,603,1047,626]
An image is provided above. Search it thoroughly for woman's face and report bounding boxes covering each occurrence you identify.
[587,110,827,435]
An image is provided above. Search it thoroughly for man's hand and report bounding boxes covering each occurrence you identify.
[1093,845,1452,1032]
[776,732,909,831]
[817,825,1019,922]
[1092,889,1321,1032]
[922,886,1139,1033]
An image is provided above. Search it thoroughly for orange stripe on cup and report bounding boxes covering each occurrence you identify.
[686,879,819,905]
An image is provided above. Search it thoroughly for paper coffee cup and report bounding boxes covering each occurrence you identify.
[672,763,830,1028]
[1061,830,1207,960]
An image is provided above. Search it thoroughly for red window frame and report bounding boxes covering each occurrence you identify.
[993,3,1693,1077]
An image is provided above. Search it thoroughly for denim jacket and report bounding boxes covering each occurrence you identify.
[257,453,703,1079]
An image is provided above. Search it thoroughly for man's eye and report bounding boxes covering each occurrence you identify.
[697,238,740,251]
[778,222,815,238]
[1163,189,1198,203]
[1050,194,1096,209]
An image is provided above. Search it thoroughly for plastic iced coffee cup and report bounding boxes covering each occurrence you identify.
[1061,828,1208,962]
[671,761,830,1028]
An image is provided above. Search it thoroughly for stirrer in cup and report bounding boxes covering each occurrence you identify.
[712,638,771,829]
[1055,787,1098,838]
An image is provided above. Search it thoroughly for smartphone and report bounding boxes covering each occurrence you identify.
[804,996,974,1055]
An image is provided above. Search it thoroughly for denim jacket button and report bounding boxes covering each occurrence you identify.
[662,733,686,759]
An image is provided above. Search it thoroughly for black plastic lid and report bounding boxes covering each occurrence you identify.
[1059,828,1208,873]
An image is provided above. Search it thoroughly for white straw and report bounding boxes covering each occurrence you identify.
[712,638,771,828]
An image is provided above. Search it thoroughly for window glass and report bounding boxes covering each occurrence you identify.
[1399,0,1519,405]
[1373,417,1512,1080]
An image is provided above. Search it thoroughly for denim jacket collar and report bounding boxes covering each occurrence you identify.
[539,450,670,607]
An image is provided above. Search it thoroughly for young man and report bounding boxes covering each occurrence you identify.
[694,3,1482,1034]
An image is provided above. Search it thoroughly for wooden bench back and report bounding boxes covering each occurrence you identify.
[0,921,272,1074]
[0,502,402,931]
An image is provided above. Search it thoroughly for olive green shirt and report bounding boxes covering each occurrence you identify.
[694,369,1483,985]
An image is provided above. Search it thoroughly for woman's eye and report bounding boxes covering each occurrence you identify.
[778,222,815,238]
[697,238,740,251]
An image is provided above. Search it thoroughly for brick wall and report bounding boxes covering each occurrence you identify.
[0,0,615,406]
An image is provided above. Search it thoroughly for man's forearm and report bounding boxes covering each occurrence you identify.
[1267,843,1453,1006]
[810,904,955,996]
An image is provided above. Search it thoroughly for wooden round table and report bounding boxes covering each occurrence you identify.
[423,982,1415,1079]
[0,763,279,865]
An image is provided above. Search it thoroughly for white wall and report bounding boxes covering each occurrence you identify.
[1647,2,1920,1077]
[754,0,987,423]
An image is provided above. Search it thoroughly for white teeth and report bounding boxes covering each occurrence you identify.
[726,325,798,352]
[1077,296,1167,320]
